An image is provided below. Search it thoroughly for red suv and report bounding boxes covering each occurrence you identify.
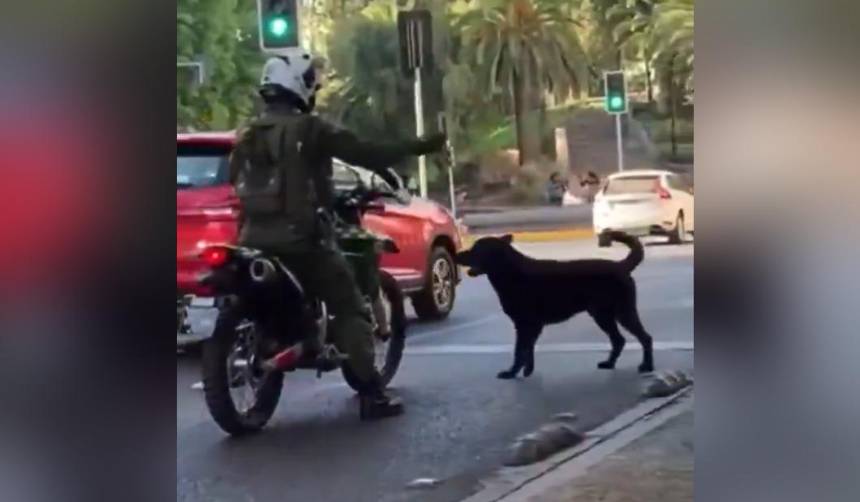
[177,132,462,343]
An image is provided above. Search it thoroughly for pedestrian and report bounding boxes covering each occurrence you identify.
[580,171,600,203]
[545,172,567,206]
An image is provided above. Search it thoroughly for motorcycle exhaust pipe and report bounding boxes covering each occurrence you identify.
[249,258,277,283]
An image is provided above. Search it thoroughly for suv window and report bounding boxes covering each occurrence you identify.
[177,143,231,189]
[666,175,683,190]
[332,161,394,193]
[604,175,659,195]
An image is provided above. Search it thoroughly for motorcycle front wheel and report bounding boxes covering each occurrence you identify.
[202,313,283,436]
[342,271,406,393]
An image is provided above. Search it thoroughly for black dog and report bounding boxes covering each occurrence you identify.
[455,232,654,379]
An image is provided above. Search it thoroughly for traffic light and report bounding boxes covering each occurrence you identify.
[257,0,299,51]
[604,71,627,114]
[397,9,434,77]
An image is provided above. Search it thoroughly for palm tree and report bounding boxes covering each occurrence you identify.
[609,0,693,100]
[608,0,693,156]
[649,0,693,69]
[321,3,417,142]
[603,0,657,102]
[458,0,589,165]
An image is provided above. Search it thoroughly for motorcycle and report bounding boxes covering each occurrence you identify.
[197,168,407,435]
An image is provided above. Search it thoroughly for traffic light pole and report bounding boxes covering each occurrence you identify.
[615,113,624,172]
[414,66,428,198]
[447,142,457,219]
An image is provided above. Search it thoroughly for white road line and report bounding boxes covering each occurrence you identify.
[404,340,693,356]
[649,298,694,309]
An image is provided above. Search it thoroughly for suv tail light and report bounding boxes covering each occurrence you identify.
[178,199,240,220]
[654,181,672,200]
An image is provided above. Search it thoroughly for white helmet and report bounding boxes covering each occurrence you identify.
[259,50,319,108]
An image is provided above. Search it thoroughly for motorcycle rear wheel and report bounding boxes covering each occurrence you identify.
[202,313,283,436]
[342,271,406,393]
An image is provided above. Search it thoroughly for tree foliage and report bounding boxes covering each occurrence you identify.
[177,0,694,167]
[454,0,588,164]
[177,0,261,131]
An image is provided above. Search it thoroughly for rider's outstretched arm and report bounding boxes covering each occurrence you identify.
[311,117,444,172]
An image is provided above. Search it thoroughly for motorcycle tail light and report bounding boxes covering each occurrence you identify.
[200,246,230,267]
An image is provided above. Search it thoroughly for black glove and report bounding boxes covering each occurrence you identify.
[412,133,447,156]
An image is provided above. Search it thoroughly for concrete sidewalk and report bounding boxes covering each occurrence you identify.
[512,406,693,502]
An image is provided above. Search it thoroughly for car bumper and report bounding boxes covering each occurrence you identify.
[177,295,217,346]
[594,211,675,236]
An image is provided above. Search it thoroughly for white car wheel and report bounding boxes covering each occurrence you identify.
[669,213,686,244]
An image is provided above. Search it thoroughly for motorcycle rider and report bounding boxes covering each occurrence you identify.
[229,52,445,420]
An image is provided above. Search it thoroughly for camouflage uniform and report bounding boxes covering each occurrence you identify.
[229,102,441,386]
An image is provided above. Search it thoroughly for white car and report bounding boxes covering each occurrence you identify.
[592,169,694,246]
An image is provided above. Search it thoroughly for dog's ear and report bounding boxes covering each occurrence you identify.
[501,234,514,244]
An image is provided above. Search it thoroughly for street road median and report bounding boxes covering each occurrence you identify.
[463,227,594,247]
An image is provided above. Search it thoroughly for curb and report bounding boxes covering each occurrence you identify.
[463,228,594,247]
[460,386,693,502]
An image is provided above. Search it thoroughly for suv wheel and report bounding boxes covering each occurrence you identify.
[412,247,456,321]
[669,213,686,244]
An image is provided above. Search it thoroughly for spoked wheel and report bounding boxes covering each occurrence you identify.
[202,314,283,436]
[343,271,406,392]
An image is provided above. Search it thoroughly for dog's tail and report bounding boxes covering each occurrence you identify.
[610,231,644,272]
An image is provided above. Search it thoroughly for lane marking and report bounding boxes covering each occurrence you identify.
[405,341,693,356]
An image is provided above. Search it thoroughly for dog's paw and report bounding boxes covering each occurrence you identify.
[523,365,535,377]
[638,362,655,374]
[497,370,518,380]
[597,360,616,370]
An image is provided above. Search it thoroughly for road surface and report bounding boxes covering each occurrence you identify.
[177,238,693,502]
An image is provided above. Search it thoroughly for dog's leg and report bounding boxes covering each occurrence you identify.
[522,328,542,377]
[616,307,655,373]
[498,325,540,379]
[588,308,626,370]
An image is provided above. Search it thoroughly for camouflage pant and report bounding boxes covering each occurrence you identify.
[275,247,377,385]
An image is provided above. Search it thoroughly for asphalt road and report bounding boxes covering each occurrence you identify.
[177,238,693,502]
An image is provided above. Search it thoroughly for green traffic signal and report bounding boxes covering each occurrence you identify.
[268,16,289,38]
[258,0,299,49]
[604,71,627,114]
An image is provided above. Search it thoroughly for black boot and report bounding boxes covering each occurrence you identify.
[359,374,404,420]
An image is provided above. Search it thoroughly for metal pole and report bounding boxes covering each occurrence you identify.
[177,61,205,86]
[447,143,457,218]
[415,66,427,198]
[615,113,624,172]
